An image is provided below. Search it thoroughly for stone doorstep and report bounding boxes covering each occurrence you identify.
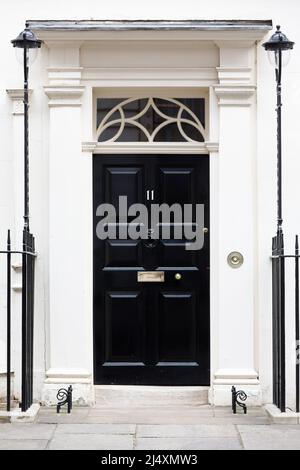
[94,385,209,408]
[265,404,300,424]
[0,403,40,423]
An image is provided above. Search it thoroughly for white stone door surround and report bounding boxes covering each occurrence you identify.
[26,20,272,406]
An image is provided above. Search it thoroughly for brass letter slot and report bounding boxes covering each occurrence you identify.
[137,271,165,283]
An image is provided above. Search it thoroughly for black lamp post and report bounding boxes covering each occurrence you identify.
[263,25,294,237]
[11,23,41,413]
[11,23,42,232]
[263,26,294,413]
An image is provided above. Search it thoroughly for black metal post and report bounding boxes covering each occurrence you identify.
[275,50,286,413]
[295,235,299,412]
[23,47,29,232]
[6,230,11,412]
[272,236,279,408]
[276,50,283,234]
[21,44,31,412]
[21,230,27,412]
[10,24,40,413]
[278,232,286,412]
[231,386,237,414]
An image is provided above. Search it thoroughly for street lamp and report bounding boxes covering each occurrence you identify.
[263,26,294,414]
[11,23,42,232]
[262,25,294,236]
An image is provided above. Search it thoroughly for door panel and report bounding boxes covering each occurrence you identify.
[158,240,198,268]
[158,167,195,204]
[104,166,144,210]
[93,155,210,385]
[158,291,196,363]
[104,240,143,269]
[104,291,145,364]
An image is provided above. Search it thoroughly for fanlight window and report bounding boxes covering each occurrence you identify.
[96,97,206,143]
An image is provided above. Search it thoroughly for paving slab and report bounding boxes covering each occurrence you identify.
[85,410,269,425]
[135,437,243,450]
[55,424,136,434]
[214,407,267,417]
[85,407,214,425]
[0,439,49,450]
[208,416,270,425]
[136,424,238,438]
[37,408,90,424]
[49,433,134,450]
[0,423,55,440]
[89,406,214,416]
[238,425,300,450]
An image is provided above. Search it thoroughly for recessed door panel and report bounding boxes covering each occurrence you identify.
[104,166,144,209]
[158,240,198,269]
[159,167,195,205]
[104,240,143,269]
[104,291,145,364]
[157,291,197,363]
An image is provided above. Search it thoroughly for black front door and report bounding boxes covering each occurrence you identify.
[93,155,209,385]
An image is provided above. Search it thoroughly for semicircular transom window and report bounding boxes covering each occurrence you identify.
[96,97,206,143]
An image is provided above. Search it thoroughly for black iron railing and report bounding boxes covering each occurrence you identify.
[272,233,300,413]
[1,229,36,412]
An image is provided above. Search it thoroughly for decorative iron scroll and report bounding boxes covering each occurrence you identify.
[56,385,73,414]
[231,386,248,414]
[96,97,206,143]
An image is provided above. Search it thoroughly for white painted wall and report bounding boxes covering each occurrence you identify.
[0,0,300,407]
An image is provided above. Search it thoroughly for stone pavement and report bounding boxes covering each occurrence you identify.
[0,406,300,450]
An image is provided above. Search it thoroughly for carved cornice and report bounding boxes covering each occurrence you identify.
[6,89,33,115]
[44,85,85,107]
[214,85,256,107]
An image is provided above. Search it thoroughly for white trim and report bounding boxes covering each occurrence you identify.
[6,89,33,115]
[214,85,256,107]
[44,85,85,107]
[216,67,252,84]
[82,67,218,85]
[82,141,219,155]
[214,368,259,384]
[45,368,91,382]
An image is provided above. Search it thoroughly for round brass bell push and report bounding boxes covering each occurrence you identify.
[227,252,244,269]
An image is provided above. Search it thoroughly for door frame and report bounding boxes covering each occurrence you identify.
[88,86,219,390]
[39,22,263,405]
